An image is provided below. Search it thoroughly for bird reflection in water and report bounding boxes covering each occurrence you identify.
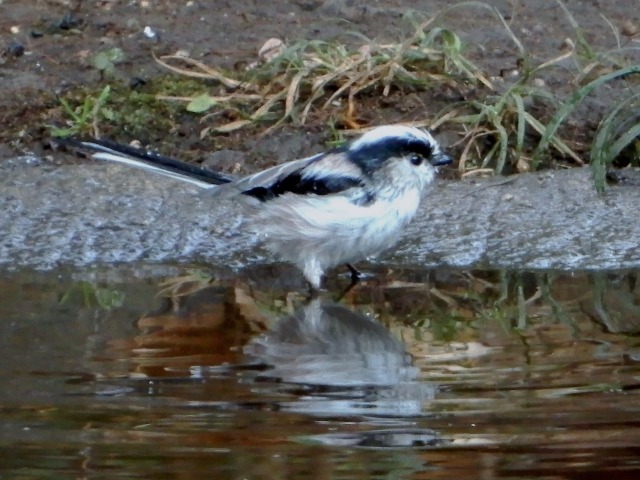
[125,279,445,447]
[244,298,437,419]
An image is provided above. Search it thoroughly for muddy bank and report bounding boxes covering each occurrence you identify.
[2,0,638,164]
[2,159,639,274]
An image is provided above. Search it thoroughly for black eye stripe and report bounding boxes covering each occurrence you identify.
[401,139,434,159]
[347,136,434,175]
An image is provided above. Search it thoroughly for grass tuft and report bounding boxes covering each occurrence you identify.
[49,0,640,188]
[591,90,640,192]
[533,65,640,175]
[154,14,491,136]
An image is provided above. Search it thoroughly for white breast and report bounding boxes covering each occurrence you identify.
[246,187,423,287]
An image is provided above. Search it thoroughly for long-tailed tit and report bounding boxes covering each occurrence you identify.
[67,125,451,288]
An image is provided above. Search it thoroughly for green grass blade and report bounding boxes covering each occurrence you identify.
[609,123,640,161]
[555,0,596,62]
[533,65,640,162]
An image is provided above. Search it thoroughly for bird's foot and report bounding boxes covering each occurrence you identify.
[345,263,376,283]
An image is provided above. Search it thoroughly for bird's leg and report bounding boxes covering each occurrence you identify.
[335,278,358,301]
[306,282,322,301]
[330,263,362,301]
[346,263,362,283]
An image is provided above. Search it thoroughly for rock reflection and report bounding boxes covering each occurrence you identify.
[129,285,261,377]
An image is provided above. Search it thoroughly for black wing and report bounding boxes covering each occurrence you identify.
[242,171,363,202]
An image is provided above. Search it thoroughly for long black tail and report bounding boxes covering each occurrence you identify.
[59,137,235,188]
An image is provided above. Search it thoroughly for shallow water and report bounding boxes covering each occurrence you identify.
[1,266,639,479]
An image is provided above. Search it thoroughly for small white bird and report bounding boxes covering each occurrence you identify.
[68,125,451,288]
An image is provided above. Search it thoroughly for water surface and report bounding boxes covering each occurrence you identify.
[1,266,639,479]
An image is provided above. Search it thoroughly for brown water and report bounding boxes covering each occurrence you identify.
[1,267,639,479]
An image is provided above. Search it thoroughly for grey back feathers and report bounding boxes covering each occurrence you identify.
[231,125,449,202]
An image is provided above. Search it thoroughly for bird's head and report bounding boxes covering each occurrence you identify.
[347,125,452,193]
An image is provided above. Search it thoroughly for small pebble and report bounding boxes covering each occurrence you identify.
[500,68,519,79]
[532,78,546,88]
[516,157,530,173]
[7,41,25,57]
[30,30,44,38]
[621,20,639,37]
[258,38,285,62]
[129,77,146,89]
[143,26,157,39]
[58,13,79,30]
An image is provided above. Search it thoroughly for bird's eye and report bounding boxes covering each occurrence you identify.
[409,154,423,166]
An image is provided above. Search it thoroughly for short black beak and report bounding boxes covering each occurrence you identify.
[430,153,453,167]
